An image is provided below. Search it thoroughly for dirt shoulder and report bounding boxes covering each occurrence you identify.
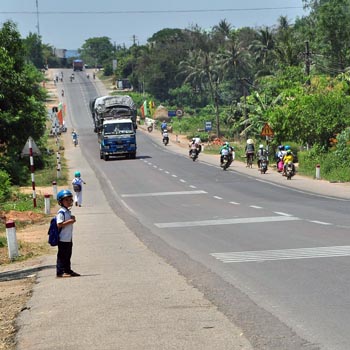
[0,70,60,350]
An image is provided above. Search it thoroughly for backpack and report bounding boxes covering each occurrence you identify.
[48,210,65,246]
[73,183,81,192]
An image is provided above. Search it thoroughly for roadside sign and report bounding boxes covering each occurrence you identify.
[261,123,274,137]
[21,137,41,157]
[175,109,184,117]
[168,110,176,117]
[205,121,212,132]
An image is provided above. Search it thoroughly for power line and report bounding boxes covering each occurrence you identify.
[0,7,303,15]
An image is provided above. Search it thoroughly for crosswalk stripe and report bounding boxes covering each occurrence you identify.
[211,245,350,263]
[121,190,207,198]
[155,215,300,228]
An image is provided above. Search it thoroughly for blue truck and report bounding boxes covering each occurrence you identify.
[93,95,137,161]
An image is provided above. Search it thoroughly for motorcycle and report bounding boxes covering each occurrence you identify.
[285,161,295,180]
[259,156,268,174]
[163,136,169,146]
[220,155,230,170]
[189,149,198,161]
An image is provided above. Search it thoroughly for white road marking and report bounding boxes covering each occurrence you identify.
[172,174,178,178]
[309,220,332,225]
[189,185,197,189]
[165,171,170,174]
[211,245,350,263]
[273,212,293,217]
[180,179,186,183]
[229,201,240,205]
[155,215,300,228]
[214,196,223,200]
[250,205,262,209]
[122,190,207,198]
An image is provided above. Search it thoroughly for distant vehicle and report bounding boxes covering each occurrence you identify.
[73,59,84,71]
[116,79,133,91]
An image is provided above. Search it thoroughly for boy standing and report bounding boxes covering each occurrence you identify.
[71,171,86,207]
[56,189,80,278]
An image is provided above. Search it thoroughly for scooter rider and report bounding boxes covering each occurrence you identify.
[283,148,295,175]
[194,135,202,153]
[220,142,234,166]
[162,129,169,144]
[257,144,268,169]
[189,138,199,157]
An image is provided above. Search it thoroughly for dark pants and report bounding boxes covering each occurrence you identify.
[57,241,73,275]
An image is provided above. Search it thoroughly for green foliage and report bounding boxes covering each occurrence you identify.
[0,191,44,212]
[0,170,11,201]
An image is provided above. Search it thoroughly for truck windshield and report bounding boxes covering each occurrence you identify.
[104,122,133,135]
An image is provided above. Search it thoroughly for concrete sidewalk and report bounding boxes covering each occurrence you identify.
[15,132,253,350]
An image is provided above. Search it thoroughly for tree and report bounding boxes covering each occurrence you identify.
[0,21,47,184]
[80,37,115,68]
[179,50,222,135]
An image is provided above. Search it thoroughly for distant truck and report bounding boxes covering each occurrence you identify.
[73,59,84,71]
[93,95,137,160]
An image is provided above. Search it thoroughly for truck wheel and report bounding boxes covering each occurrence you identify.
[100,152,103,159]
[104,154,109,161]
[129,153,136,159]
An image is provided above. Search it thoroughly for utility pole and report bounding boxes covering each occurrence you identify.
[305,41,311,85]
[36,0,40,37]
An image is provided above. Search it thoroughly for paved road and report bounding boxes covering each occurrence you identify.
[15,69,350,350]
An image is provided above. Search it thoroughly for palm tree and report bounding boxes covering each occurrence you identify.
[249,26,276,77]
[179,50,222,136]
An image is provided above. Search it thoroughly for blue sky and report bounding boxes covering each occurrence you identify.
[0,0,308,50]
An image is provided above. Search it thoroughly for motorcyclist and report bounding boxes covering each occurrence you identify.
[162,129,169,144]
[219,142,234,166]
[61,89,64,97]
[189,138,199,157]
[194,135,202,153]
[161,120,167,132]
[282,149,295,175]
[71,130,78,146]
[257,144,268,169]
[245,139,255,166]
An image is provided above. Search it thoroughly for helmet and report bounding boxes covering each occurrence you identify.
[192,138,195,141]
[57,189,73,202]
[259,144,264,149]
[285,145,291,151]
[225,141,229,146]
[247,139,253,145]
[278,145,284,150]
[163,129,167,132]
[286,150,292,155]
[74,171,81,177]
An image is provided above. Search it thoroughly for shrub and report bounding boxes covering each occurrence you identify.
[0,170,11,201]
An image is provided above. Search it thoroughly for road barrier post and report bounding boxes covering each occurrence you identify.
[6,221,18,260]
[44,194,51,215]
[52,181,57,198]
[316,164,321,180]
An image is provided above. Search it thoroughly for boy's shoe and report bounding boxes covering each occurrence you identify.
[56,273,72,278]
[75,201,78,206]
[69,271,81,277]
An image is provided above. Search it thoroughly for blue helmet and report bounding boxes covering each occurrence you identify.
[74,171,81,177]
[57,189,73,202]
[285,145,291,151]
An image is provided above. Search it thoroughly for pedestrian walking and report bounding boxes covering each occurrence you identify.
[71,171,86,207]
[56,189,80,278]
